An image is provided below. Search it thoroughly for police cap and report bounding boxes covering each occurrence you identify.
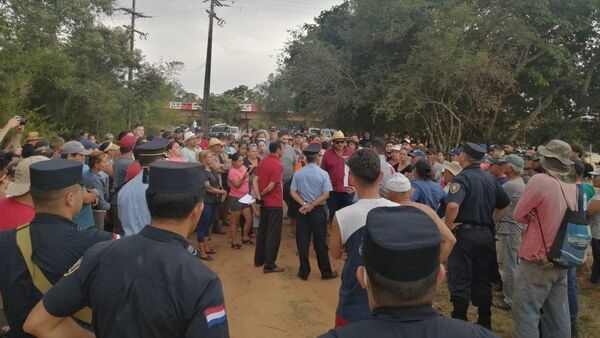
[147,161,206,198]
[361,206,440,282]
[303,143,321,155]
[463,142,486,161]
[134,138,168,158]
[30,159,82,191]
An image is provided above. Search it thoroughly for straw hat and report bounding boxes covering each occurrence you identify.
[442,161,462,176]
[331,130,345,141]
[208,138,224,148]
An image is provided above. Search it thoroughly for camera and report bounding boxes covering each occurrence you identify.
[19,117,27,126]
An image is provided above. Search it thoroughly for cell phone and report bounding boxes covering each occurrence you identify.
[19,117,27,126]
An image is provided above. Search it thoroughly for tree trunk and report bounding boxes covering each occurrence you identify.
[507,86,563,143]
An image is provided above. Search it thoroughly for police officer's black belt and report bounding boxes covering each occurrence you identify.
[457,224,487,230]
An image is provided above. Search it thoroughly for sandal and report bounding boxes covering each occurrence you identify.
[242,239,254,245]
[231,243,242,250]
[199,255,213,261]
[206,249,217,255]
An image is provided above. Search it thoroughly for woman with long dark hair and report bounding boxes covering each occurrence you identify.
[411,158,446,213]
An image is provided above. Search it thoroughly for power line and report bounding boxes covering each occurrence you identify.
[202,0,227,131]
[117,0,151,128]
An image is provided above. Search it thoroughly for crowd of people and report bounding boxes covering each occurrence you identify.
[0,114,598,337]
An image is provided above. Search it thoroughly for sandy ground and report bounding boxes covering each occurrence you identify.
[191,224,343,338]
[2,221,600,337]
[193,221,600,338]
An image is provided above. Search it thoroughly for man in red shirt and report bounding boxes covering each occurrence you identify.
[253,140,285,273]
[321,131,354,219]
[0,156,48,231]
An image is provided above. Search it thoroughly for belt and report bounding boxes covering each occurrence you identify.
[457,224,488,230]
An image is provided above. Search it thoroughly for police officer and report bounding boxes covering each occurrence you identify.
[289,143,338,280]
[0,159,114,338]
[24,161,230,338]
[319,206,498,338]
[118,138,168,236]
[444,142,510,330]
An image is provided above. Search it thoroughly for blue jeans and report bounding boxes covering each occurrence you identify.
[567,266,578,326]
[496,231,521,305]
[512,260,570,338]
[197,203,217,243]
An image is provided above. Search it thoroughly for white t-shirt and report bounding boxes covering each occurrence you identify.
[336,198,399,244]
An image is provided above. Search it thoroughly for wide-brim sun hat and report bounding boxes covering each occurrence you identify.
[208,138,224,148]
[538,139,576,183]
[331,130,346,141]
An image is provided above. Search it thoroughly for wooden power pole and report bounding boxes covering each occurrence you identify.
[201,0,225,132]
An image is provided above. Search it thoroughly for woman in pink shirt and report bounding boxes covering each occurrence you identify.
[227,152,252,249]
[166,140,187,162]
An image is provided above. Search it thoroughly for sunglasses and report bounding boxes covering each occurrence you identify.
[333,140,345,144]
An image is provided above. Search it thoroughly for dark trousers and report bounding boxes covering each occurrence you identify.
[197,202,217,243]
[296,205,333,278]
[591,238,600,284]
[254,207,283,269]
[326,191,354,220]
[448,227,495,315]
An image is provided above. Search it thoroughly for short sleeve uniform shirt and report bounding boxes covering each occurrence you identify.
[43,226,229,338]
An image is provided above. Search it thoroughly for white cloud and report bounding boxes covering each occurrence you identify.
[105,0,343,94]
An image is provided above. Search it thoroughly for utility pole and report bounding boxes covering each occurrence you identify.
[118,0,150,128]
[202,0,226,132]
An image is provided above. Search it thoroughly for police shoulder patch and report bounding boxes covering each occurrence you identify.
[64,258,82,277]
[449,183,461,194]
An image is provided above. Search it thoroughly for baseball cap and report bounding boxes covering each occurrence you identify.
[5,156,50,196]
[448,148,461,157]
[409,149,426,158]
[119,135,136,149]
[80,139,100,150]
[61,141,92,155]
[505,154,524,170]
[183,131,197,142]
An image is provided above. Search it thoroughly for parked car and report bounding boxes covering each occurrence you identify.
[209,123,231,138]
[230,126,241,140]
[308,127,321,136]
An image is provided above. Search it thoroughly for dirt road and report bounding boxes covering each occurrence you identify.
[193,225,343,338]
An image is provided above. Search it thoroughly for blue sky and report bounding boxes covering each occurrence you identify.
[104,0,343,94]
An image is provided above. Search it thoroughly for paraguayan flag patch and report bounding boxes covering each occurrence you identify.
[204,304,227,328]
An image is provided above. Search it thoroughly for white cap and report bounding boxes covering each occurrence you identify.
[385,173,411,193]
[183,131,196,143]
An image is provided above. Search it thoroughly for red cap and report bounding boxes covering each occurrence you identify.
[119,135,136,149]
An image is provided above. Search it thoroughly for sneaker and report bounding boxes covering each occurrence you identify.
[322,271,339,280]
[493,298,511,311]
[264,266,285,274]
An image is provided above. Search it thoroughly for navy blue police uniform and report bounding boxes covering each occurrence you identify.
[41,161,229,337]
[0,159,114,338]
[319,206,498,338]
[445,143,510,328]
